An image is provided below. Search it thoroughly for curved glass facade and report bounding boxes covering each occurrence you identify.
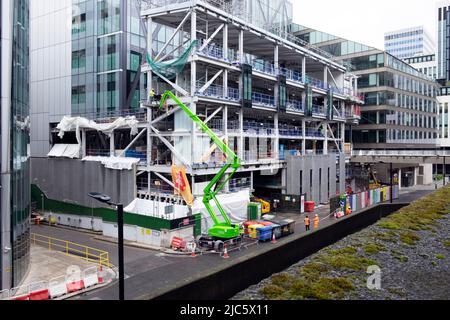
[1,0,30,289]
[11,0,31,288]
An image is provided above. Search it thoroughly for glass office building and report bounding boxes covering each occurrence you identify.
[1,0,31,290]
[293,24,439,150]
[71,0,146,117]
[438,2,450,82]
[384,26,434,60]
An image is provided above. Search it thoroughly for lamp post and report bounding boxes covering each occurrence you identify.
[88,192,124,301]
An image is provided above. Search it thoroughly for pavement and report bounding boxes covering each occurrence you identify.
[30,183,441,300]
[15,245,99,295]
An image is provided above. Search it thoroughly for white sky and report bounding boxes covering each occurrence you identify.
[292,0,443,50]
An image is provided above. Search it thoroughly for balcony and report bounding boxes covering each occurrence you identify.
[252,60,276,76]
[280,68,303,85]
[195,82,240,102]
[286,99,304,113]
[304,75,327,90]
[305,128,325,138]
[252,92,276,109]
[279,125,302,137]
[312,104,326,117]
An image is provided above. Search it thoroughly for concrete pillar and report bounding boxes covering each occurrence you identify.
[81,129,87,158]
[324,65,328,88]
[147,17,153,101]
[414,166,418,186]
[239,29,244,63]
[239,108,244,159]
[223,23,228,60]
[274,113,279,160]
[302,56,306,82]
[190,11,197,164]
[281,168,287,195]
[324,123,328,155]
[274,45,279,74]
[302,119,306,155]
[147,108,152,167]
[110,131,115,156]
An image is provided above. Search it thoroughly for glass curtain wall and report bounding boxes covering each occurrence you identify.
[11,0,31,288]
[72,0,145,118]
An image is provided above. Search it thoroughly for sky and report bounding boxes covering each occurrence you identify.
[292,0,442,50]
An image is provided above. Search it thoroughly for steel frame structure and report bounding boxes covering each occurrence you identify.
[74,0,362,201]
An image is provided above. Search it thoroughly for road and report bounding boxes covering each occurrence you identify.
[31,184,439,300]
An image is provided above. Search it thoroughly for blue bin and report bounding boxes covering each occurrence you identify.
[257,226,273,242]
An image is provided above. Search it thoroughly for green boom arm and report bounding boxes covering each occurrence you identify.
[159,91,242,238]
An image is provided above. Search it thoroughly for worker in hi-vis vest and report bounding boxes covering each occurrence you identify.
[304,215,310,231]
[149,88,155,103]
[313,214,320,229]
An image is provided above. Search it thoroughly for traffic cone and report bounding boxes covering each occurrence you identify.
[222,244,230,259]
[271,233,277,244]
[191,244,197,258]
[98,265,104,284]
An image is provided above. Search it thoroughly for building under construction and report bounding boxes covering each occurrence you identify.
[30,0,362,246]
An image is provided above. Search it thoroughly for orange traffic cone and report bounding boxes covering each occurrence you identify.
[191,244,197,258]
[222,244,230,259]
[98,265,104,284]
[271,233,277,244]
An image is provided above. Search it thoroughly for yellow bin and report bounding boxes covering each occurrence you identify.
[248,224,264,239]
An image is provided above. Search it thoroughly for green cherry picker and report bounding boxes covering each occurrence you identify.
[158,91,243,251]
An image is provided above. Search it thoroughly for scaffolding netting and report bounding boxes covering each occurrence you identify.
[146,40,198,80]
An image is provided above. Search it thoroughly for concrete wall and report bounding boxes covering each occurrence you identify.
[285,154,343,203]
[31,158,136,208]
[43,212,103,232]
[30,0,72,157]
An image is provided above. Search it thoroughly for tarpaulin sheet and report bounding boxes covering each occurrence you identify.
[82,156,139,170]
[193,190,250,234]
[47,144,80,159]
[124,190,250,234]
[56,116,139,145]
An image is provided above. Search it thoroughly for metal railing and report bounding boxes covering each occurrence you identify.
[31,234,111,268]
[305,128,325,138]
[286,99,303,112]
[72,108,147,122]
[252,92,276,108]
[195,82,240,102]
[352,149,450,157]
[312,104,326,116]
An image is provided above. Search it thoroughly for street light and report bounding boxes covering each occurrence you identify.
[88,192,124,301]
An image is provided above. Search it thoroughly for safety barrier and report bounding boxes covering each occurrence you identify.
[330,185,400,215]
[4,265,113,300]
[31,233,111,268]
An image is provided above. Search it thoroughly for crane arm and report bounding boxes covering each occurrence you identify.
[159,91,241,228]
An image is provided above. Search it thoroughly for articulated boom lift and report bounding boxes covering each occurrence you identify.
[159,91,242,241]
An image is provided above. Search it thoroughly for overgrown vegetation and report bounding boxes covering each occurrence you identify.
[364,243,386,255]
[259,186,450,300]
